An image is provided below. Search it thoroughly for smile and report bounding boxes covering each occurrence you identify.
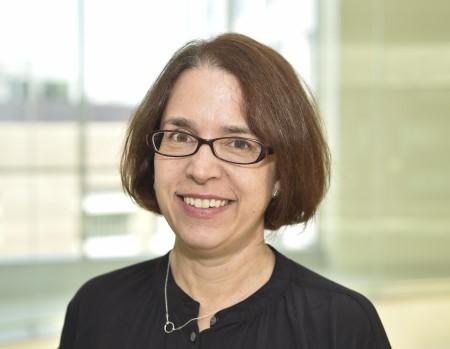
[183,196,229,209]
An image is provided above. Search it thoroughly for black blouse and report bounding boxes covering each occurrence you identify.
[59,247,391,348]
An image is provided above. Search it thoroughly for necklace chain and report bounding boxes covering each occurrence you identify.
[163,253,217,334]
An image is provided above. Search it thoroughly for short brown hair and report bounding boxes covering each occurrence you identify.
[120,33,330,230]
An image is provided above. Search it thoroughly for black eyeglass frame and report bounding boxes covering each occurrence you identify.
[146,130,274,165]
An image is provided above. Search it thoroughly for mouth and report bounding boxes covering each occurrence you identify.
[177,194,233,209]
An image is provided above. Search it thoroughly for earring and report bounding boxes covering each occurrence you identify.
[272,189,279,199]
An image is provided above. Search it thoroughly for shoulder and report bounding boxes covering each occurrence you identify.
[282,252,373,311]
[71,254,165,309]
[59,255,166,348]
[276,250,391,348]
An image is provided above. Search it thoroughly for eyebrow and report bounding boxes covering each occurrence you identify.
[162,117,192,128]
[162,116,253,136]
[222,125,252,135]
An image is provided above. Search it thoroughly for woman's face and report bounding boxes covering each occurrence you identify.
[154,67,278,255]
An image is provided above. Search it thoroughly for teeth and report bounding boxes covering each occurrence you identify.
[183,196,228,208]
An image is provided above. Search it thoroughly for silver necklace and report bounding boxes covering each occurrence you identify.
[163,254,217,334]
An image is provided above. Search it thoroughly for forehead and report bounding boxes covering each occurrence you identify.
[161,67,249,133]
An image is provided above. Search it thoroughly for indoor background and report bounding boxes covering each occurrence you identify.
[0,0,449,348]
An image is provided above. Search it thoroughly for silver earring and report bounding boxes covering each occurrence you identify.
[272,189,279,198]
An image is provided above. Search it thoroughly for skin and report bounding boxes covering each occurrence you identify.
[154,66,279,331]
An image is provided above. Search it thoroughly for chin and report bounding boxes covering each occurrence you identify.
[175,227,231,253]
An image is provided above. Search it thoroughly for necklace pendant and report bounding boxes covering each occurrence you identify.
[164,321,175,334]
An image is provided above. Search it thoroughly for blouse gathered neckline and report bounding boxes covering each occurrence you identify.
[59,245,391,349]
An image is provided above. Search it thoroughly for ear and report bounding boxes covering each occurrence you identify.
[274,180,280,192]
[272,180,280,198]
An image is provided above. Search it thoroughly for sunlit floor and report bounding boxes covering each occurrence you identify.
[1,291,449,349]
[377,294,450,349]
[0,337,58,349]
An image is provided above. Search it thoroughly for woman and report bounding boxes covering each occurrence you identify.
[59,33,390,348]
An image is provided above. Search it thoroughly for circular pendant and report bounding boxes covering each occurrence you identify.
[164,321,175,334]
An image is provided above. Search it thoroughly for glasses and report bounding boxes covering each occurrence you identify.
[146,130,274,165]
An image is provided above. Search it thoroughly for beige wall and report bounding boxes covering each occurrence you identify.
[318,0,450,274]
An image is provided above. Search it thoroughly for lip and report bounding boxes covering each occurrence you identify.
[176,193,234,219]
[176,192,233,201]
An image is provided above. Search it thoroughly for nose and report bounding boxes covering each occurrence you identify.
[185,143,222,184]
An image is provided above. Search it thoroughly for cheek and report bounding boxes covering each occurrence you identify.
[153,158,186,196]
[153,161,163,191]
[153,160,173,198]
[237,169,274,206]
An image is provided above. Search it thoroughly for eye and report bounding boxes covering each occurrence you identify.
[168,132,195,143]
[230,139,251,149]
[224,138,260,152]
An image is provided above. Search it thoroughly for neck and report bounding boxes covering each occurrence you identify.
[169,240,275,320]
